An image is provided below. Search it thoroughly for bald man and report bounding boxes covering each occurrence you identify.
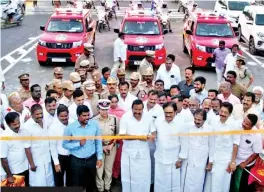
[4,93,31,126]
[217,81,240,106]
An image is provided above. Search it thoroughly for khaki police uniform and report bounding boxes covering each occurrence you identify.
[53,67,64,79]
[75,43,96,70]
[139,50,155,76]
[17,73,31,101]
[140,67,155,94]
[100,76,119,99]
[83,79,100,117]
[92,70,107,95]
[59,80,75,107]
[93,99,119,192]
[129,72,147,99]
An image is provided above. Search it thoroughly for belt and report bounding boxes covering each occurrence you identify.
[103,139,114,146]
[70,153,96,161]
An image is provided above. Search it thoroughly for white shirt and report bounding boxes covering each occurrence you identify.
[23,118,51,166]
[0,128,29,174]
[236,126,262,166]
[118,93,137,112]
[113,37,127,62]
[217,93,241,106]
[156,63,181,90]
[119,111,153,159]
[0,128,6,177]
[187,122,214,166]
[253,100,263,115]
[49,118,72,165]
[68,101,93,121]
[206,109,218,126]
[154,115,188,164]
[59,96,73,107]
[0,94,8,126]
[224,53,237,77]
[189,89,208,105]
[4,107,31,126]
[211,116,240,163]
[143,101,164,122]
[178,108,194,123]
[43,108,55,129]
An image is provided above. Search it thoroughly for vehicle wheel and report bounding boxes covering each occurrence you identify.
[98,23,102,33]
[38,61,45,66]
[249,37,257,55]
[238,26,243,42]
[183,37,188,53]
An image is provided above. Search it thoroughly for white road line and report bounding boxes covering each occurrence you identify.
[1,35,41,75]
[240,47,264,68]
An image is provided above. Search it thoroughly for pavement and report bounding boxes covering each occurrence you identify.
[0,1,264,191]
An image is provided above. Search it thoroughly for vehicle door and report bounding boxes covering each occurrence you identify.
[242,8,254,40]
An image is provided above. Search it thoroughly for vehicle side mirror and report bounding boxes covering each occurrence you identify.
[246,20,253,25]
[163,29,168,35]
[87,27,93,32]
[40,25,45,31]
[186,30,192,35]
[235,31,239,36]
[168,10,172,13]
[114,28,120,33]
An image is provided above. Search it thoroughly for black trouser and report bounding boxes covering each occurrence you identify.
[239,165,255,192]
[53,154,72,187]
[16,169,29,186]
[70,154,97,192]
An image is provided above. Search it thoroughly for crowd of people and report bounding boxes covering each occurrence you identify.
[0,33,264,192]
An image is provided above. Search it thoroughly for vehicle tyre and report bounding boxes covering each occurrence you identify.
[98,22,103,33]
[238,26,243,42]
[182,37,188,53]
[249,37,257,55]
[38,61,46,66]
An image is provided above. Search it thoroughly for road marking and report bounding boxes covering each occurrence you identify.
[247,61,258,66]
[240,47,264,68]
[0,36,41,75]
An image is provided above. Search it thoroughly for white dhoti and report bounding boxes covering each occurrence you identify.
[154,161,181,192]
[148,141,156,184]
[29,162,54,186]
[183,164,206,192]
[204,162,231,192]
[180,159,188,192]
[121,151,151,192]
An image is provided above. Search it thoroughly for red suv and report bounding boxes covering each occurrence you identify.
[37,8,96,65]
[182,12,242,68]
[114,10,168,67]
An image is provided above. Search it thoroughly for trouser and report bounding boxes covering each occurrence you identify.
[17,169,29,187]
[53,154,72,187]
[215,67,223,88]
[111,61,125,77]
[70,154,97,192]
[96,145,117,191]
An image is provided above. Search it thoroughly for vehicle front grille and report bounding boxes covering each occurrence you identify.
[127,45,156,52]
[46,43,73,49]
[47,53,71,58]
[128,55,146,61]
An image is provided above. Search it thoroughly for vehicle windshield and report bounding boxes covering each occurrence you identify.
[228,1,250,11]
[255,14,264,25]
[1,0,8,4]
[122,21,160,35]
[196,23,234,37]
[46,19,84,33]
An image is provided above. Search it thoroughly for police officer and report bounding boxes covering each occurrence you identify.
[53,67,64,80]
[75,43,97,71]
[101,77,119,99]
[69,72,82,89]
[93,99,118,192]
[83,79,100,117]
[140,67,155,94]
[129,72,147,100]
[18,73,31,101]
[92,70,107,95]
[139,50,155,76]
[117,68,127,83]
[79,60,90,75]
[59,80,75,107]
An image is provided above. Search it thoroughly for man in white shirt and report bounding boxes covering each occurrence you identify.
[119,99,155,192]
[230,114,262,192]
[184,109,214,192]
[43,97,57,129]
[204,102,240,192]
[218,81,241,106]
[156,54,181,91]
[112,32,126,76]
[201,98,218,126]
[4,92,31,126]
[1,112,29,186]
[222,44,239,78]
[68,89,93,120]
[23,104,54,186]
[49,104,72,186]
[152,102,188,192]
[117,81,137,112]
[252,86,264,115]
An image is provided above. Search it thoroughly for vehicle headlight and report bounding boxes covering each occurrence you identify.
[155,43,164,50]
[196,44,206,52]
[257,32,264,38]
[38,40,46,47]
[72,41,83,48]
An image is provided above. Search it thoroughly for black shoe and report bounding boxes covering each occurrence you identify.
[169,29,172,33]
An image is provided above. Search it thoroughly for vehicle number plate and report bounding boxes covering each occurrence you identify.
[52,58,66,62]
[211,63,215,67]
[134,61,140,65]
